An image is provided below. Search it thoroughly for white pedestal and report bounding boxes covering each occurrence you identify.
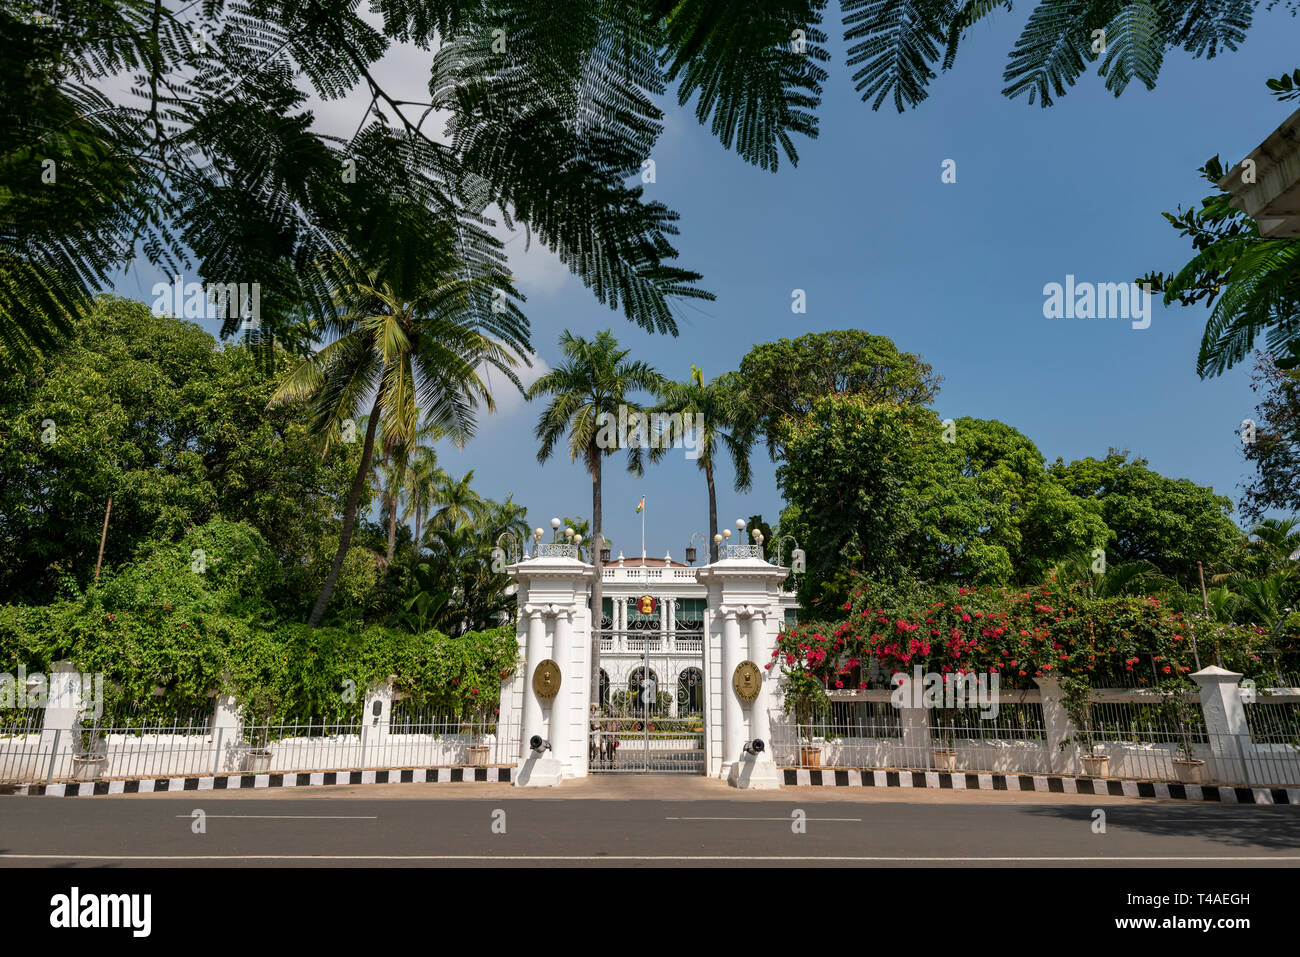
[514,756,564,787]
[727,753,782,790]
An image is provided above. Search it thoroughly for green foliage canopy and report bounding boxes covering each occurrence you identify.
[0,297,360,605]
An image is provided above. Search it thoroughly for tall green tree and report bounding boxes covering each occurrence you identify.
[1239,353,1300,520]
[370,419,446,563]
[1049,451,1243,587]
[402,443,446,548]
[426,470,488,535]
[0,296,357,606]
[269,258,528,627]
[527,329,660,706]
[777,396,1108,608]
[738,330,941,460]
[649,365,756,561]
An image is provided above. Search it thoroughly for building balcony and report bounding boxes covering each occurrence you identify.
[596,629,704,654]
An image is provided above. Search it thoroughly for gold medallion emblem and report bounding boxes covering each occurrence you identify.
[733,660,762,701]
[636,594,657,615]
[533,659,562,698]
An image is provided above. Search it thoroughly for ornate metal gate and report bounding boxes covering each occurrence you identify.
[590,627,705,774]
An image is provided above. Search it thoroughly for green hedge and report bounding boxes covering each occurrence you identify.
[0,516,520,722]
[0,605,519,724]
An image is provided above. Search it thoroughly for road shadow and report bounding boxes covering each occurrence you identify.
[1020,802,1300,851]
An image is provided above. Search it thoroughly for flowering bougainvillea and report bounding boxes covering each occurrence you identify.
[777,573,1293,695]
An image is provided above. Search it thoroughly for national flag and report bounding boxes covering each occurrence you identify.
[635,496,644,514]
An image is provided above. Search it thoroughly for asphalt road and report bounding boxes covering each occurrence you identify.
[1,782,1297,867]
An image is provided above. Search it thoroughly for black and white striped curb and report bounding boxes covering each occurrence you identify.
[11,766,513,796]
[781,767,1300,804]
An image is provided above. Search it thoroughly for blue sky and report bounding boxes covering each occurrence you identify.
[113,9,1300,561]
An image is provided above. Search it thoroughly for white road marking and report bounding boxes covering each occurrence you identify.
[2,854,1298,862]
[173,815,377,820]
[665,816,862,822]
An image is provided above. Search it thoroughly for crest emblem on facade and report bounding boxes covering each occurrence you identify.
[636,594,657,615]
[733,661,762,701]
[532,659,562,699]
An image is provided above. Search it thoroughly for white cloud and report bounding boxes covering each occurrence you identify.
[492,218,574,299]
[474,350,550,429]
[304,32,451,145]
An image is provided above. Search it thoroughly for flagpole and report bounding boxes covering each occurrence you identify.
[641,493,645,560]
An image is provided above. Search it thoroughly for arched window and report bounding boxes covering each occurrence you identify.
[677,668,703,715]
[628,667,660,715]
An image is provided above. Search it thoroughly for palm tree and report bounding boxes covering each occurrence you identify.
[373,419,449,563]
[427,470,488,535]
[482,494,530,557]
[1203,518,1300,628]
[649,366,755,562]
[402,443,445,549]
[528,329,661,710]
[1243,517,1300,576]
[269,257,529,627]
[370,445,406,565]
[418,515,518,635]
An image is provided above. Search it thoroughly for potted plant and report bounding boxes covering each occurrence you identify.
[777,625,836,767]
[462,701,493,767]
[1160,688,1206,784]
[245,721,273,773]
[465,721,492,767]
[784,670,827,767]
[234,651,283,774]
[1059,675,1108,778]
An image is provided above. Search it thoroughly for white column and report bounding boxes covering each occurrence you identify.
[520,608,546,762]
[1035,677,1072,775]
[899,699,930,769]
[720,607,744,775]
[747,612,771,748]
[38,662,83,783]
[1193,665,1251,786]
[360,683,393,769]
[211,694,241,775]
[551,609,572,770]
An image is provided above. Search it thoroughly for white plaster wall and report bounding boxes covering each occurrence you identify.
[1,731,511,782]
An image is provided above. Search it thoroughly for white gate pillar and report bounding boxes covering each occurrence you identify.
[520,608,547,763]
[698,554,789,788]
[506,551,593,786]
[719,607,745,776]
[746,610,777,784]
[550,608,575,770]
